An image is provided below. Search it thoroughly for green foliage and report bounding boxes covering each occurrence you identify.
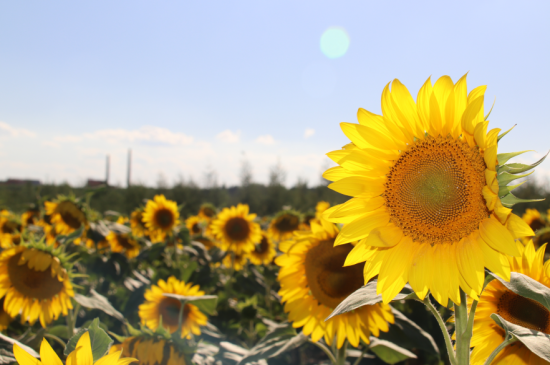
[65,318,113,361]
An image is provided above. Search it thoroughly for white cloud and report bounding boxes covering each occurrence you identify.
[0,122,36,138]
[304,128,315,139]
[53,126,194,145]
[255,134,276,145]
[216,130,240,143]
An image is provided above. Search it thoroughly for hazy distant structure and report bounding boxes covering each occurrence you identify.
[127,149,132,188]
[0,179,41,186]
[105,155,110,186]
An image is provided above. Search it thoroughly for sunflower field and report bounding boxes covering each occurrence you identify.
[1,75,550,365]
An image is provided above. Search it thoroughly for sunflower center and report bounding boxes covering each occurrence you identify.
[384,135,488,245]
[117,235,135,249]
[255,236,269,254]
[2,221,20,234]
[498,291,550,334]
[8,252,64,300]
[529,218,546,231]
[154,209,175,229]
[275,214,300,232]
[191,223,201,234]
[225,217,250,241]
[201,207,216,219]
[305,239,364,309]
[57,201,84,229]
[158,298,190,327]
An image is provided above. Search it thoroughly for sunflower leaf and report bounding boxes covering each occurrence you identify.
[369,337,417,364]
[73,289,125,322]
[326,280,414,321]
[497,171,534,187]
[491,314,550,362]
[0,333,39,358]
[498,151,549,174]
[497,125,516,142]
[487,271,550,311]
[163,293,218,315]
[497,150,532,166]
[65,318,114,361]
[500,193,545,208]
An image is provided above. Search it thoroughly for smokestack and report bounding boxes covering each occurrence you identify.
[105,155,110,186]
[127,149,132,188]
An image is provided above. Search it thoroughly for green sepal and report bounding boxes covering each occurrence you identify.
[498,181,526,198]
[497,125,516,142]
[498,151,548,174]
[484,97,496,121]
[500,193,544,208]
[497,150,532,166]
[497,170,534,187]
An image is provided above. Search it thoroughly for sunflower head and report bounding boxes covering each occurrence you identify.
[0,239,75,327]
[0,212,22,248]
[210,204,261,254]
[139,276,208,339]
[130,208,148,238]
[222,252,248,271]
[21,209,39,227]
[110,335,186,365]
[142,195,180,243]
[268,210,301,242]
[44,197,88,235]
[276,217,394,349]
[248,232,276,266]
[106,232,141,258]
[323,74,539,305]
[185,215,203,236]
[522,208,547,232]
[198,203,217,221]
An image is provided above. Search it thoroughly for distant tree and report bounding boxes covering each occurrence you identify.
[240,154,253,187]
[203,166,219,189]
[268,159,286,187]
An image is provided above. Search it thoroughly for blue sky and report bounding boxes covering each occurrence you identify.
[0,1,549,187]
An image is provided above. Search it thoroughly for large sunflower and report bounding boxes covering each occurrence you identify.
[268,211,301,242]
[276,216,394,349]
[0,212,22,248]
[106,232,141,258]
[0,245,74,327]
[248,232,276,266]
[14,331,137,365]
[468,240,550,364]
[209,204,261,254]
[323,75,535,305]
[45,199,87,235]
[138,276,207,339]
[130,208,148,238]
[110,336,186,365]
[142,195,180,243]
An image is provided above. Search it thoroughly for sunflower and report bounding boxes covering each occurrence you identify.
[110,336,186,365]
[139,276,208,339]
[276,216,394,349]
[0,212,22,248]
[14,331,137,365]
[209,204,261,254]
[268,211,301,242]
[0,298,12,331]
[195,236,216,250]
[248,232,276,265]
[323,75,536,305]
[198,203,217,221]
[468,240,550,364]
[21,209,39,227]
[222,252,248,271]
[0,245,74,327]
[142,195,180,243]
[522,208,546,232]
[45,199,87,235]
[130,208,147,238]
[106,232,140,258]
[185,215,203,236]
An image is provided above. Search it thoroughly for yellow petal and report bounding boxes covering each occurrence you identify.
[75,332,93,365]
[364,225,403,248]
[483,145,498,171]
[416,76,433,133]
[335,210,390,246]
[461,96,484,136]
[408,243,433,300]
[456,235,484,295]
[477,233,510,281]
[479,217,520,257]
[328,176,385,197]
[506,213,535,239]
[14,344,41,365]
[378,237,417,303]
[40,338,63,365]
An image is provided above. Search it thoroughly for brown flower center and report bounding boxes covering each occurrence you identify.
[154,208,175,229]
[191,223,201,234]
[529,218,546,231]
[255,236,269,254]
[158,298,190,327]
[305,239,364,309]
[498,291,550,334]
[2,221,21,234]
[8,252,64,300]
[116,234,136,249]
[384,135,488,245]
[225,217,250,241]
[201,207,216,219]
[274,214,300,233]
[56,201,84,229]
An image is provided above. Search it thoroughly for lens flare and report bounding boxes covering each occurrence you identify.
[320,27,350,59]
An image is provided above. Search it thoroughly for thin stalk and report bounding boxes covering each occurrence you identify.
[177,300,186,334]
[44,333,67,348]
[483,335,517,365]
[455,290,470,365]
[423,295,457,365]
[352,345,369,365]
[309,340,337,365]
[335,340,348,365]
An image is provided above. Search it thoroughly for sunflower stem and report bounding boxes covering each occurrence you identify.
[352,344,369,365]
[335,340,348,365]
[44,333,67,348]
[423,295,457,365]
[309,339,337,365]
[483,334,517,365]
[455,290,470,365]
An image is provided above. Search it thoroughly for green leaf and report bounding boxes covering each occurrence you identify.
[391,308,439,354]
[0,333,39,358]
[487,271,550,311]
[65,318,114,361]
[47,325,70,340]
[163,293,218,315]
[497,125,516,142]
[498,151,549,174]
[369,337,417,364]
[326,280,414,321]
[498,181,526,198]
[73,290,125,322]
[492,314,550,362]
[180,261,198,283]
[178,227,191,246]
[497,170,534,187]
[500,193,544,208]
[497,150,532,166]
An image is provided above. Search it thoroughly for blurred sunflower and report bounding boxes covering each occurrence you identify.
[185,215,202,236]
[0,245,74,327]
[110,336,186,365]
[222,252,248,271]
[522,208,546,233]
[248,232,276,265]
[195,236,216,250]
[106,232,140,258]
[139,276,207,339]
[0,298,11,331]
[116,215,129,225]
[198,203,217,221]
[20,209,39,227]
[323,74,536,305]
[268,211,301,242]
[130,208,148,238]
[45,199,87,235]
[142,195,180,243]
[276,216,394,349]
[0,212,22,248]
[210,204,261,254]
[15,331,137,365]
[468,240,550,364]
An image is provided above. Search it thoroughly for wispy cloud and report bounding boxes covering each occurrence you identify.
[304,128,315,139]
[255,134,276,145]
[0,122,36,138]
[216,130,241,143]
